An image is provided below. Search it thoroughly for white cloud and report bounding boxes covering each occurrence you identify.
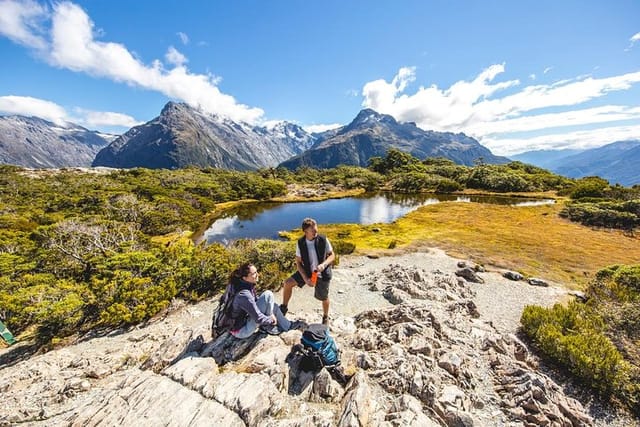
[0,0,48,49]
[362,66,417,114]
[3,1,264,125]
[165,46,187,66]
[304,123,342,133]
[77,109,141,128]
[495,72,639,115]
[529,74,536,80]
[0,95,141,130]
[364,64,520,130]
[0,95,68,124]
[177,31,189,45]
[628,32,640,51]
[543,66,553,74]
[469,105,640,136]
[361,65,640,154]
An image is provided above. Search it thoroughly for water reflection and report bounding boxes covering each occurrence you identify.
[511,199,557,207]
[358,195,440,224]
[203,193,554,244]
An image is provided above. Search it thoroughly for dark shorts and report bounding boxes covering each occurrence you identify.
[290,271,330,301]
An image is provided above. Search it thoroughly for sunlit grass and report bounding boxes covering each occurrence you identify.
[281,199,640,288]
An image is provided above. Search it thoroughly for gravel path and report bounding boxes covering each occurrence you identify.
[278,248,638,426]
[278,247,567,334]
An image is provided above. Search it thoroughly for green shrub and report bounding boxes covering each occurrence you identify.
[570,177,610,200]
[435,178,463,193]
[391,172,441,192]
[0,274,89,337]
[325,166,384,190]
[368,148,425,175]
[563,331,629,395]
[559,202,639,231]
[332,239,356,255]
[225,239,297,290]
[521,302,627,396]
[591,265,640,300]
[467,167,533,192]
[522,264,640,414]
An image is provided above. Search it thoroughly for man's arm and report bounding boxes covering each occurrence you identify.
[296,255,311,284]
[317,250,335,272]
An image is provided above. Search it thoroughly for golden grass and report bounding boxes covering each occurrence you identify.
[283,200,640,289]
[151,230,194,246]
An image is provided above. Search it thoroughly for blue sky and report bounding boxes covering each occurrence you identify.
[1,0,639,155]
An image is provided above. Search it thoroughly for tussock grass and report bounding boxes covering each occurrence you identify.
[283,200,639,288]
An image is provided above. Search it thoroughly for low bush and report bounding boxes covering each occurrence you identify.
[560,202,639,231]
[521,302,627,396]
[521,263,640,415]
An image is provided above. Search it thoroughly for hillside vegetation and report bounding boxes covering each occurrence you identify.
[559,176,640,232]
[521,265,640,416]
[0,152,638,348]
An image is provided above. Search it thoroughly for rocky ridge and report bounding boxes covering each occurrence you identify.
[0,115,110,168]
[92,102,315,170]
[0,251,625,426]
[279,109,509,170]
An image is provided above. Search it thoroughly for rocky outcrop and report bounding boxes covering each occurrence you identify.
[0,263,594,426]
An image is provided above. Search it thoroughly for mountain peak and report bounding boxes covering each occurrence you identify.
[160,101,192,117]
[346,109,399,131]
[279,108,509,170]
[93,103,315,169]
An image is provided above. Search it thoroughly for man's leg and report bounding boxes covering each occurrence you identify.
[322,298,330,317]
[282,277,297,307]
[315,280,330,324]
[281,272,304,315]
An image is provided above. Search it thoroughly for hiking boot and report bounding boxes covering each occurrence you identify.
[279,304,288,316]
[322,315,329,326]
[289,320,308,331]
[259,324,282,335]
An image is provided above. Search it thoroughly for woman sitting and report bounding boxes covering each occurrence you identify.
[229,262,292,338]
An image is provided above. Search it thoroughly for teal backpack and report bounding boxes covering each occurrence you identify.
[300,323,340,368]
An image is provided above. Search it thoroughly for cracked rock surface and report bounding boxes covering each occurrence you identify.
[0,249,629,426]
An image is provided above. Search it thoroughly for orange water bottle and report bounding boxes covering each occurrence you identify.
[310,270,318,285]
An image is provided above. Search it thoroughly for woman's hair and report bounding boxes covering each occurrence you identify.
[230,262,254,283]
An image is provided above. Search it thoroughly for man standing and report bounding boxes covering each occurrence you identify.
[280,218,335,325]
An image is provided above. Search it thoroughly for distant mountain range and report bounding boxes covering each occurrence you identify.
[0,115,110,168]
[510,140,640,186]
[93,105,507,170]
[280,109,509,169]
[510,148,585,170]
[0,103,509,171]
[93,102,315,170]
[2,105,638,186]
